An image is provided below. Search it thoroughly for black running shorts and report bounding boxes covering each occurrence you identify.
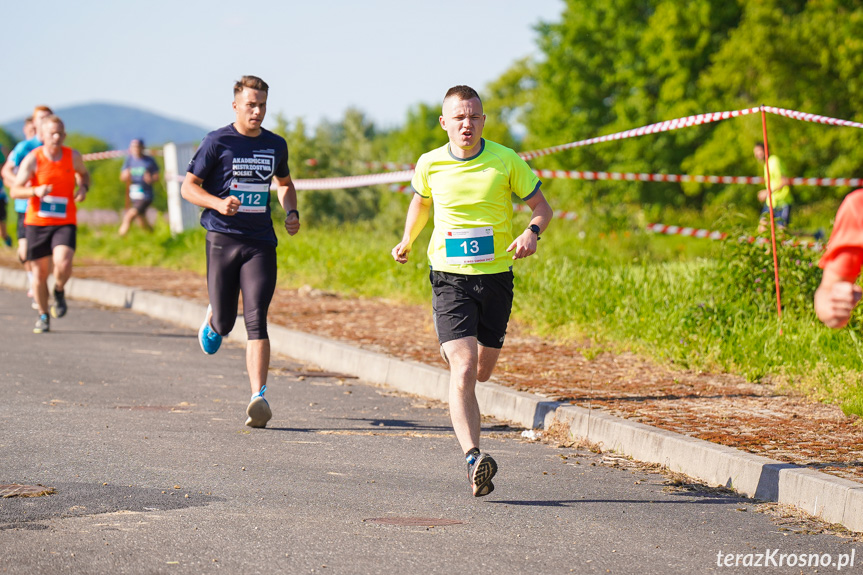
[205,230,277,341]
[131,198,153,215]
[25,224,76,261]
[760,204,791,227]
[430,270,514,349]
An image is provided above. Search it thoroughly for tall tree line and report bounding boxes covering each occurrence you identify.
[508,0,863,214]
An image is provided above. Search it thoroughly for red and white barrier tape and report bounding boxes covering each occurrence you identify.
[762,106,863,130]
[294,167,863,191]
[533,169,862,188]
[518,105,863,161]
[81,148,162,161]
[518,107,762,161]
[647,222,822,250]
[81,150,127,161]
[645,223,727,240]
[293,170,414,191]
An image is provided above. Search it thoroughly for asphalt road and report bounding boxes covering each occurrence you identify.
[0,286,858,574]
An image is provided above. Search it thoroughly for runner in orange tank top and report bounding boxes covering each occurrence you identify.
[24,146,78,227]
[10,115,89,333]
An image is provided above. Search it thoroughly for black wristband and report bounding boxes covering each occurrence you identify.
[286,209,299,220]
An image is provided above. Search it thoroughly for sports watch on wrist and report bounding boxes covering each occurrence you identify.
[528,223,541,240]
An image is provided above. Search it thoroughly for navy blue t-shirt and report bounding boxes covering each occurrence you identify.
[121,155,159,200]
[187,124,290,246]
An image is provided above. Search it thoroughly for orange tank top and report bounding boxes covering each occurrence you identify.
[24,146,78,227]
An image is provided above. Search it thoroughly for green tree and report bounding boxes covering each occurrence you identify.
[387,102,447,163]
[518,0,744,212]
[494,0,863,223]
[285,108,386,224]
[686,0,863,214]
[0,126,18,157]
[483,57,535,149]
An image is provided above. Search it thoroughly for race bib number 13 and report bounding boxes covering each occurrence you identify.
[444,227,494,265]
[229,180,269,213]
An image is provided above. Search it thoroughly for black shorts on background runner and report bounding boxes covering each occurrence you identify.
[132,198,152,215]
[430,270,514,349]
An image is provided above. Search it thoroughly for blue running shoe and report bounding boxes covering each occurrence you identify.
[245,385,272,428]
[198,305,222,355]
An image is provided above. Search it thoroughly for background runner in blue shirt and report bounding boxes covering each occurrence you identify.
[1,107,53,300]
[119,138,160,236]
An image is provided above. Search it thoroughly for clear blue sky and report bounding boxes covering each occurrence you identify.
[1,0,563,132]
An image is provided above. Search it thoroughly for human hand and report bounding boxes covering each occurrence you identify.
[391,241,411,264]
[506,229,537,260]
[284,211,300,236]
[757,188,769,202]
[35,184,52,198]
[816,281,863,328]
[219,196,241,216]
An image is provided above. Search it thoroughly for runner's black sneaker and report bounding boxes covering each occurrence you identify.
[468,453,498,497]
[51,288,67,318]
[33,314,50,334]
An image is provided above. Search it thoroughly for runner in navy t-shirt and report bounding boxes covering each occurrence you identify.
[181,75,300,429]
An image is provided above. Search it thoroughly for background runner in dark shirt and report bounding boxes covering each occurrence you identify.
[119,138,160,236]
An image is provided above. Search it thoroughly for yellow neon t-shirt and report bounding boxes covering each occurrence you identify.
[411,139,541,275]
[764,155,792,208]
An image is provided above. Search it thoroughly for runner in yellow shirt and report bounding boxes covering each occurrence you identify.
[392,85,553,497]
[754,142,793,233]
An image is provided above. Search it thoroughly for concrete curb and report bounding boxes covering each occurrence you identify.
[2,267,860,533]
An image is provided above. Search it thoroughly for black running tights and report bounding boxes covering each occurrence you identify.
[205,231,277,340]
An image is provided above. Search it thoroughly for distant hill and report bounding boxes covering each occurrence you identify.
[1,103,208,149]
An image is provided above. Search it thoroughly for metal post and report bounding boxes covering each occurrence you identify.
[163,142,200,235]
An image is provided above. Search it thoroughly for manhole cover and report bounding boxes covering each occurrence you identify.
[0,484,55,498]
[365,517,463,527]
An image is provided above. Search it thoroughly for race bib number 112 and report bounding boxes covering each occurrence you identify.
[229,180,269,213]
